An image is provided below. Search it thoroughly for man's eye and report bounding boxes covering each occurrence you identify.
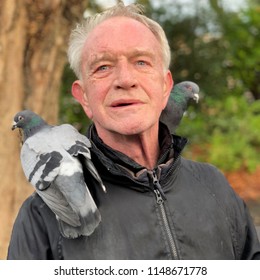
[137,60,147,66]
[97,65,109,71]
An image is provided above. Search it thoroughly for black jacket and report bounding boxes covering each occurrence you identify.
[7,124,260,259]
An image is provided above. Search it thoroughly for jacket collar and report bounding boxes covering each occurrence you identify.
[87,123,187,185]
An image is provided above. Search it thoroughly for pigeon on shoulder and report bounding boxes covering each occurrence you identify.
[12,110,106,239]
[160,81,200,133]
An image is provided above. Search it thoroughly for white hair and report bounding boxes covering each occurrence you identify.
[67,1,171,80]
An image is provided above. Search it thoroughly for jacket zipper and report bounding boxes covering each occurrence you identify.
[151,170,179,259]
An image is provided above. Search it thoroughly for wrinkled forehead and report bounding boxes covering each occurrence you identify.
[81,16,163,65]
[87,16,158,42]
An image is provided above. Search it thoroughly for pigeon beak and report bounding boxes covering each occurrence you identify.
[193,93,199,103]
[11,121,18,130]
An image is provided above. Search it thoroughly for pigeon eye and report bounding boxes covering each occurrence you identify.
[18,116,24,121]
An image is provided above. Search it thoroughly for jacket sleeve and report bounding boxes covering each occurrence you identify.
[240,202,260,260]
[209,164,260,260]
[7,193,61,260]
[185,159,260,259]
[208,164,260,260]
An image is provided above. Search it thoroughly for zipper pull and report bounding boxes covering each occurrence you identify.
[154,189,164,204]
[152,170,166,201]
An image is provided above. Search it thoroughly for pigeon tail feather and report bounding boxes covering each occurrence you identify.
[57,208,101,239]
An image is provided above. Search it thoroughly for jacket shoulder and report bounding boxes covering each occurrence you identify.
[181,158,231,190]
[179,157,244,214]
[16,192,54,221]
[7,193,60,260]
[22,192,47,209]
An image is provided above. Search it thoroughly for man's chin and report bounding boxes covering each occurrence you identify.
[112,121,159,137]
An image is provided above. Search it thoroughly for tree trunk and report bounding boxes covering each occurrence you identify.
[0,0,88,259]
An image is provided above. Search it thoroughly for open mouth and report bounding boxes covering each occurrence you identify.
[111,100,142,108]
[113,103,133,107]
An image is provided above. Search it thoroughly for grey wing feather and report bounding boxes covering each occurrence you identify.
[36,184,81,227]
[51,124,92,150]
[20,135,62,191]
[54,172,101,238]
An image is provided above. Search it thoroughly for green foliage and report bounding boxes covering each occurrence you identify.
[178,95,260,172]
[217,6,260,99]
[208,97,260,172]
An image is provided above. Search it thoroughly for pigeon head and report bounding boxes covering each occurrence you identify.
[175,81,200,104]
[12,110,47,140]
[167,82,199,113]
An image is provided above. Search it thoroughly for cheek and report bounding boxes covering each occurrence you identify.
[153,75,172,111]
[85,88,106,120]
[151,86,169,111]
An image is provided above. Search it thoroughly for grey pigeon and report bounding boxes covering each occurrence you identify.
[12,110,106,239]
[160,81,200,133]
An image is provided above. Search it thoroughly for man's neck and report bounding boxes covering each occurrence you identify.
[95,124,160,170]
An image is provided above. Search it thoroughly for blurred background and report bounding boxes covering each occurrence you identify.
[0,0,259,259]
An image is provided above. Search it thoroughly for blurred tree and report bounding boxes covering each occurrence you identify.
[209,0,260,100]
[0,0,88,259]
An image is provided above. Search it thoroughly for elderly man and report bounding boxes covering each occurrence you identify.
[8,2,260,259]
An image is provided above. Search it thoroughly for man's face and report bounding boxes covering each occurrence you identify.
[72,16,173,138]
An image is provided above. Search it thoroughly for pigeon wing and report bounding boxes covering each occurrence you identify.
[52,124,106,192]
[20,124,88,190]
[20,131,62,191]
[20,132,82,226]
[36,182,81,227]
[20,124,103,238]
[52,163,102,238]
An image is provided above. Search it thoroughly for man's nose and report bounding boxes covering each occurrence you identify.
[114,61,137,90]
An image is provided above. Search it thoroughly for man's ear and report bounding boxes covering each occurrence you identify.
[72,80,93,119]
[162,70,174,109]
